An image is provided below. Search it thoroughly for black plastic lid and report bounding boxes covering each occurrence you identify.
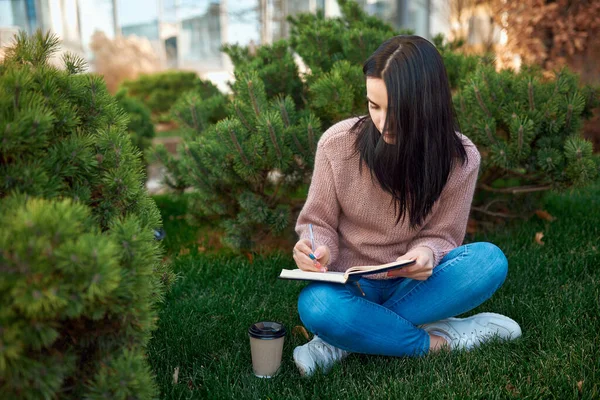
[248,321,286,339]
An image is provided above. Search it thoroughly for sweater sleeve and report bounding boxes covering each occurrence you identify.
[406,145,481,266]
[295,139,340,265]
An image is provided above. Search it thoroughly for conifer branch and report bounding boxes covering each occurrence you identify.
[234,104,253,132]
[14,84,20,110]
[278,102,290,127]
[227,126,250,165]
[485,124,496,144]
[185,146,210,188]
[184,146,212,180]
[566,104,573,130]
[190,104,201,132]
[290,131,307,157]
[247,80,261,116]
[528,81,535,111]
[553,70,563,96]
[471,206,519,218]
[267,120,283,158]
[473,85,491,118]
[268,180,283,206]
[307,123,316,154]
[478,183,552,194]
[518,125,524,154]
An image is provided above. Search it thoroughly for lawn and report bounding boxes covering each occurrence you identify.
[148,182,599,399]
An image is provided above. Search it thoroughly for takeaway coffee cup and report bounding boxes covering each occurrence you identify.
[248,321,286,378]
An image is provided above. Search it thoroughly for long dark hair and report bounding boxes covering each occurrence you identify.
[353,35,468,229]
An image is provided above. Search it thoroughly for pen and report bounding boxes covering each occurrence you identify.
[308,224,316,261]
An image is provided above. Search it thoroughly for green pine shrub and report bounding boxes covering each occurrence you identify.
[289,0,410,128]
[455,65,598,218]
[0,198,160,399]
[223,40,305,108]
[120,70,221,119]
[115,88,155,155]
[288,0,400,74]
[154,72,320,250]
[0,31,173,399]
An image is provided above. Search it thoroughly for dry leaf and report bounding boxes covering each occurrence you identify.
[505,383,519,396]
[535,210,556,222]
[535,232,545,245]
[197,246,206,252]
[292,325,311,341]
[245,252,254,264]
[179,247,190,255]
[172,366,179,384]
[577,380,583,393]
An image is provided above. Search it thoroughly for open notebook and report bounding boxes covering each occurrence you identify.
[279,259,415,284]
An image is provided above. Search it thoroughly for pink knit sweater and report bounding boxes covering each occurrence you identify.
[295,117,481,278]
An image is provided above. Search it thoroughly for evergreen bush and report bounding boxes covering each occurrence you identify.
[0,31,173,399]
[223,40,305,108]
[155,72,320,250]
[455,65,598,218]
[120,71,221,118]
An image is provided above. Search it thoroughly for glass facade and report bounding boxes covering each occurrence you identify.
[180,3,221,63]
[0,0,38,33]
[121,21,160,41]
[79,0,116,53]
[363,0,431,39]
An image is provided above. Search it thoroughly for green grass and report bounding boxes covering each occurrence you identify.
[152,194,234,257]
[148,182,600,399]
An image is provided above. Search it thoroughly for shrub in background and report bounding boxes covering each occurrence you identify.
[115,88,156,155]
[120,71,221,120]
[223,40,305,108]
[0,31,173,399]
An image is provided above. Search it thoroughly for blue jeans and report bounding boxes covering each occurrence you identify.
[297,242,508,357]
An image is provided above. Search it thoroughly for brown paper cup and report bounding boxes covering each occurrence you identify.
[248,321,286,378]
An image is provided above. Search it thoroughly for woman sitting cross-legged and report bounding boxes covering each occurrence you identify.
[291,35,522,377]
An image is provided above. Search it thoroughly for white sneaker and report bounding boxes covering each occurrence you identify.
[421,312,522,351]
[293,336,349,376]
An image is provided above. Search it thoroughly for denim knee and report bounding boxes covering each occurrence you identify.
[470,242,508,286]
[298,283,348,335]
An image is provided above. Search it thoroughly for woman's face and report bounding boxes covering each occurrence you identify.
[366,77,395,144]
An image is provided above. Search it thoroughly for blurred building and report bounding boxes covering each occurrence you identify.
[0,0,117,60]
[1,0,454,89]
[358,0,431,39]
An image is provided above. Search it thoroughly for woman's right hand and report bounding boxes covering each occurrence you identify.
[293,239,330,272]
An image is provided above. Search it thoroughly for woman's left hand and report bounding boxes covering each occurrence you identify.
[387,247,434,280]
